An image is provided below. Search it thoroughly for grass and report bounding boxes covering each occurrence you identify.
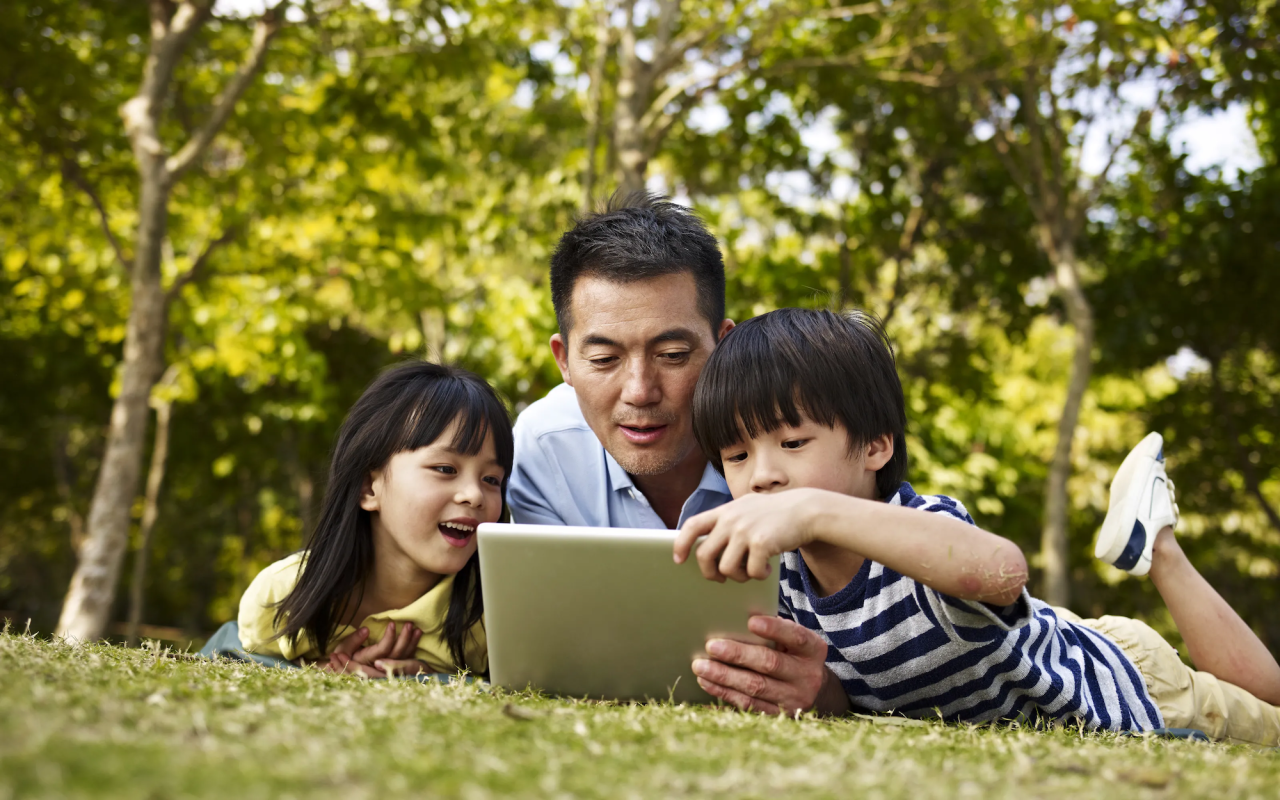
[2,629,1276,799]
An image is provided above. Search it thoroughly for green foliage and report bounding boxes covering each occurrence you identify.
[1,0,1278,654]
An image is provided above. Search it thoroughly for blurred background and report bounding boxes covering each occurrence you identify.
[1,0,1276,652]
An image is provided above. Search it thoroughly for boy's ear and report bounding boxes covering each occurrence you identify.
[359,470,382,513]
[864,434,895,471]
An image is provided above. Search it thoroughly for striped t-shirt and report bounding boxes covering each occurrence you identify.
[778,482,1163,732]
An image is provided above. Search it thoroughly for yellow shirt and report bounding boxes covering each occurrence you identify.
[237,552,487,673]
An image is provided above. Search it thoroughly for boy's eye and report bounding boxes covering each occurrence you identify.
[723,451,748,464]
[781,439,808,450]
[483,475,502,487]
[432,465,457,475]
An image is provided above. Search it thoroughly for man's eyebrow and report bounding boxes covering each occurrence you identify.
[578,328,700,349]
[650,328,699,345]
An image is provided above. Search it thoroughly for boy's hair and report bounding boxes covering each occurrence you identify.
[549,191,725,337]
[693,308,908,499]
[275,361,513,671]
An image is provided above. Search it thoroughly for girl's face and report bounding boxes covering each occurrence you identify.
[360,415,506,580]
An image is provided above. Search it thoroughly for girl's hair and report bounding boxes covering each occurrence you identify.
[274,360,513,669]
[692,308,908,500]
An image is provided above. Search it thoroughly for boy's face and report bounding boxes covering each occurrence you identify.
[718,416,887,501]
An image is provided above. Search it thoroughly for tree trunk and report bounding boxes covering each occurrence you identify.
[125,394,173,647]
[581,6,610,212]
[51,420,87,555]
[614,0,649,195]
[1040,243,1094,608]
[57,169,171,642]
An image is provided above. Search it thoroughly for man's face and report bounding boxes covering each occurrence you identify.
[551,272,732,477]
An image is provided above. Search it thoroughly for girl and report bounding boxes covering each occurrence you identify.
[237,361,513,677]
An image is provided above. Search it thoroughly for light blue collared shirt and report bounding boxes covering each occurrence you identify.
[508,383,732,529]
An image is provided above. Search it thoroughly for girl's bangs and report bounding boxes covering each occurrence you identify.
[397,377,514,469]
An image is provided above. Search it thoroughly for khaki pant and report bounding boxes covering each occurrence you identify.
[1055,608,1280,746]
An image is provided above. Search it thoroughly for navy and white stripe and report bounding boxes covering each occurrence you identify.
[778,483,1163,732]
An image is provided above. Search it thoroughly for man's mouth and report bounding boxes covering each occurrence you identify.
[619,424,669,445]
[438,518,478,547]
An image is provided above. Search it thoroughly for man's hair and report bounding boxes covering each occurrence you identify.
[692,307,908,499]
[549,191,726,336]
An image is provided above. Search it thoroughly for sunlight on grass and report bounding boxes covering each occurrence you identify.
[1,630,1276,799]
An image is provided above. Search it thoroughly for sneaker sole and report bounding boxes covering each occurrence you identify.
[1095,432,1163,567]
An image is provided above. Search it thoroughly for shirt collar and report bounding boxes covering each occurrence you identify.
[605,448,731,499]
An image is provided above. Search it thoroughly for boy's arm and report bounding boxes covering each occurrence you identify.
[674,488,1028,606]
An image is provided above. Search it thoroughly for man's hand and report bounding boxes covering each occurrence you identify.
[692,615,850,717]
[674,490,822,582]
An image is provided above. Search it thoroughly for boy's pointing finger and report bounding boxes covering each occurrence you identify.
[674,510,716,564]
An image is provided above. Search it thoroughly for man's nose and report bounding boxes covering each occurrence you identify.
[620,359,661,406]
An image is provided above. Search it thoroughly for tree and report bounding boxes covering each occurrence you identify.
[29,0,290,641]
[938,2,1199,605]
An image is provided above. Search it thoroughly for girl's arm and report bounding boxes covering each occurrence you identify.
[674,488,1029,606]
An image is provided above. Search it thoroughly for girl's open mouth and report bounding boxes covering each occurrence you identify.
[439,518,478,547]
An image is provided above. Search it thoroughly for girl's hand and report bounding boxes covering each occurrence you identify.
[326,653,431,679]
[325,621,422,676]
[674,490,822,582]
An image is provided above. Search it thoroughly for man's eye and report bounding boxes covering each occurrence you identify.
[659,351,690,362]
[781,439,808,450]
[588,356,617,366]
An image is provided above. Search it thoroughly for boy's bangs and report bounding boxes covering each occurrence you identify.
[693,319,843,460]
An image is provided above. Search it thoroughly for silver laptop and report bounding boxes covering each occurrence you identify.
[477,522,779,704]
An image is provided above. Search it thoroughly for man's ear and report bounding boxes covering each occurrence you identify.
[717,318,735,342]
[550,333,572,386]
[864,434,895,471]
[359,470,382,513]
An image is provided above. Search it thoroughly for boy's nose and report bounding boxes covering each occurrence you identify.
[750,463,788,493]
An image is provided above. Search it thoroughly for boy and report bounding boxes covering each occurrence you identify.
[673,308,1280,745]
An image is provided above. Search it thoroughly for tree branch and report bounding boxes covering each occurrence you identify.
[124,0,215,162]
[165,4,286,179]
[165,225,239,303]
[60,160,130,269]
[814,2,899,19]
[1083,106,1154,212]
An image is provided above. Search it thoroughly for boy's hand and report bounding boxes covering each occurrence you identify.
[692,615,849,716]
[674,490,821,582]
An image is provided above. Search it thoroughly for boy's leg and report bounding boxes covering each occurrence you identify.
[1148,527,1280,705]
[1097,433,1280,705]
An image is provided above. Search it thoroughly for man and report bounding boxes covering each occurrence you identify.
[508,193,837,715]
[508,193,733,530]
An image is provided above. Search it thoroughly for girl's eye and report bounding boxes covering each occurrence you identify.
[723,451,748,464]
[483,475,502,487]
[432,465,457,475]
[781,439,808,450]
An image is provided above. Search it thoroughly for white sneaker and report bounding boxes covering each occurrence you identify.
[1094,432,1180,577]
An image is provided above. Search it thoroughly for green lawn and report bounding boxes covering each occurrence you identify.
[2,629,1276,799]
